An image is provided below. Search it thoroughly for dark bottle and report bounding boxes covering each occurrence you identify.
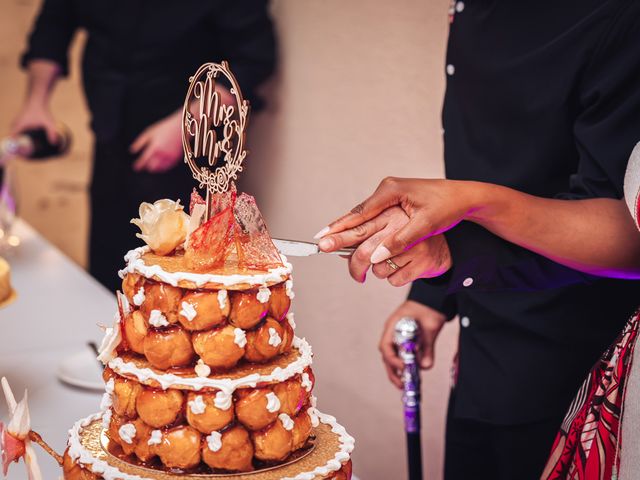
[0,124,72,164]
[0,124,72,190]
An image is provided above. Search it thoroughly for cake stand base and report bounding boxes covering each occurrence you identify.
[67,411,353,480]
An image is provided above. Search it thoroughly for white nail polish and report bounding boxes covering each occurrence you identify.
[370,245,391,264]
[313,226,330,239]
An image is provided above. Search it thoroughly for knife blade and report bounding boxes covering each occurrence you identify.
[272,238,355,257]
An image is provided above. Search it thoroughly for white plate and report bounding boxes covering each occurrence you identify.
[56,349,104,392]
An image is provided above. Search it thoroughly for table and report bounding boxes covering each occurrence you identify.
[0,219,114,479]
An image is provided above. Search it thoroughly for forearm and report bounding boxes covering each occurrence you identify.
[465,182,640,278]
[23,59,62,107]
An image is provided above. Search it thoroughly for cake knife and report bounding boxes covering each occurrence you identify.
[272,238,355,257]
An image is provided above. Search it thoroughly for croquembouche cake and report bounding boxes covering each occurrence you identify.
[0,62,354,480]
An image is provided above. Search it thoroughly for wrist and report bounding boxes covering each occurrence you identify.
[465,182,509,227]
[450,180,494,221]
[24,96,49,112]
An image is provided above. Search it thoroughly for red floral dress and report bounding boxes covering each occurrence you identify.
[541,310,639,479]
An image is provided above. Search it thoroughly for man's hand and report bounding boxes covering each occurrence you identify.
[379,300,447,389]
[11,102,58,144]
[318,206,452,285]
[131,111,183,173]
[319,206,409,282]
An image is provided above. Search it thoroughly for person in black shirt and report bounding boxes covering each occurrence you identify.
[12,0,276,292]
[316,0,640,478]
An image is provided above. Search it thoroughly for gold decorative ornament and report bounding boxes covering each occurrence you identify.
[181,62,250,217]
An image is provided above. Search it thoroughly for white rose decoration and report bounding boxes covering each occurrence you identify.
[131,199,190,255]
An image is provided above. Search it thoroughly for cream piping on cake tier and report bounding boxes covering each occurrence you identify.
[67,412,147,480]
[67,409,354,480]
[118,246,293,288]
[108,336,312,393]
[282,410,355,480]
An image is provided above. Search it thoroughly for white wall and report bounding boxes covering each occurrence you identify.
[245,2,458,478]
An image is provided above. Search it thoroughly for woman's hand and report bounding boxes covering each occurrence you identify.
[318,205,452,285]
[131,111,183,173]
[318,177,480,264]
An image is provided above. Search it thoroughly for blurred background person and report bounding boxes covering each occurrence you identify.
[11,0,276,291]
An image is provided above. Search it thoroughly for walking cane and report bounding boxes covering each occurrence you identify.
[395,317,423,480]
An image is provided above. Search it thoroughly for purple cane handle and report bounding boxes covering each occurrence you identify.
[394,317,421,434]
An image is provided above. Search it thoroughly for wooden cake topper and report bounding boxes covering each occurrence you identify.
[182,62,250,217]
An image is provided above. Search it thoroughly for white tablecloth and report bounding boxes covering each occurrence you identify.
[0,219,113,479]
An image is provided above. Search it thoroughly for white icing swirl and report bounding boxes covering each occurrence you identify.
[285,279,295,299]
[97,312,122,364]
[217,289,228,310]
[268,327,282,347]
[101,409,112,431]
[100,378,115,411]
[118,246,292,288]
[147,430,162,446]
[148,310,169,328]
[287,312,296,330]
[257,286,271,303]
[117,291,131,316]
[282,411,355,480]
[188,395,206,415]
[179,301,197,322]
[99,392,112,412]
[233,328,247,348]
[194,358,211,378]
[279,413,294,431]
[206,431,222,452]
[132,287,145,307]
[118,423,136,444]
[108,337,312,393]
[214,391,232,411]
[301,372,312,392]
[104,378,115,394]
[265,392,281,413]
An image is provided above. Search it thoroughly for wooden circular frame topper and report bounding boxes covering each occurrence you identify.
[182,62,250,194]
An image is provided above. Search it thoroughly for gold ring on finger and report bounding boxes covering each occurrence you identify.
[386,258,400,271]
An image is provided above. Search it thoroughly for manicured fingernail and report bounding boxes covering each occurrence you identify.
[313,226,330,239]
[318,237,334,251]
[370,245,391,264]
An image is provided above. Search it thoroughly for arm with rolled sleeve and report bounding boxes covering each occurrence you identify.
[442,2,640,294]
[21,0,77,76]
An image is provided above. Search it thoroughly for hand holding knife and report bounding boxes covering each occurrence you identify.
[272,238,355,257]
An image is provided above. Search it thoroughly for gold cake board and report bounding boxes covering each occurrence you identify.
[78,419,344,480]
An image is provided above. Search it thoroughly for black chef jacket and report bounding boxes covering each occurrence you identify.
[409,0,640,425]
[21,0,276,142]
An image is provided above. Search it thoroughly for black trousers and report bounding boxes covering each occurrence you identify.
[89,139,194,292]
[444,391,563,480]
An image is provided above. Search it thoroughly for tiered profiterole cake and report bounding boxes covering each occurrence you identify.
[58,190,354,479]
[57,62,354,480]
